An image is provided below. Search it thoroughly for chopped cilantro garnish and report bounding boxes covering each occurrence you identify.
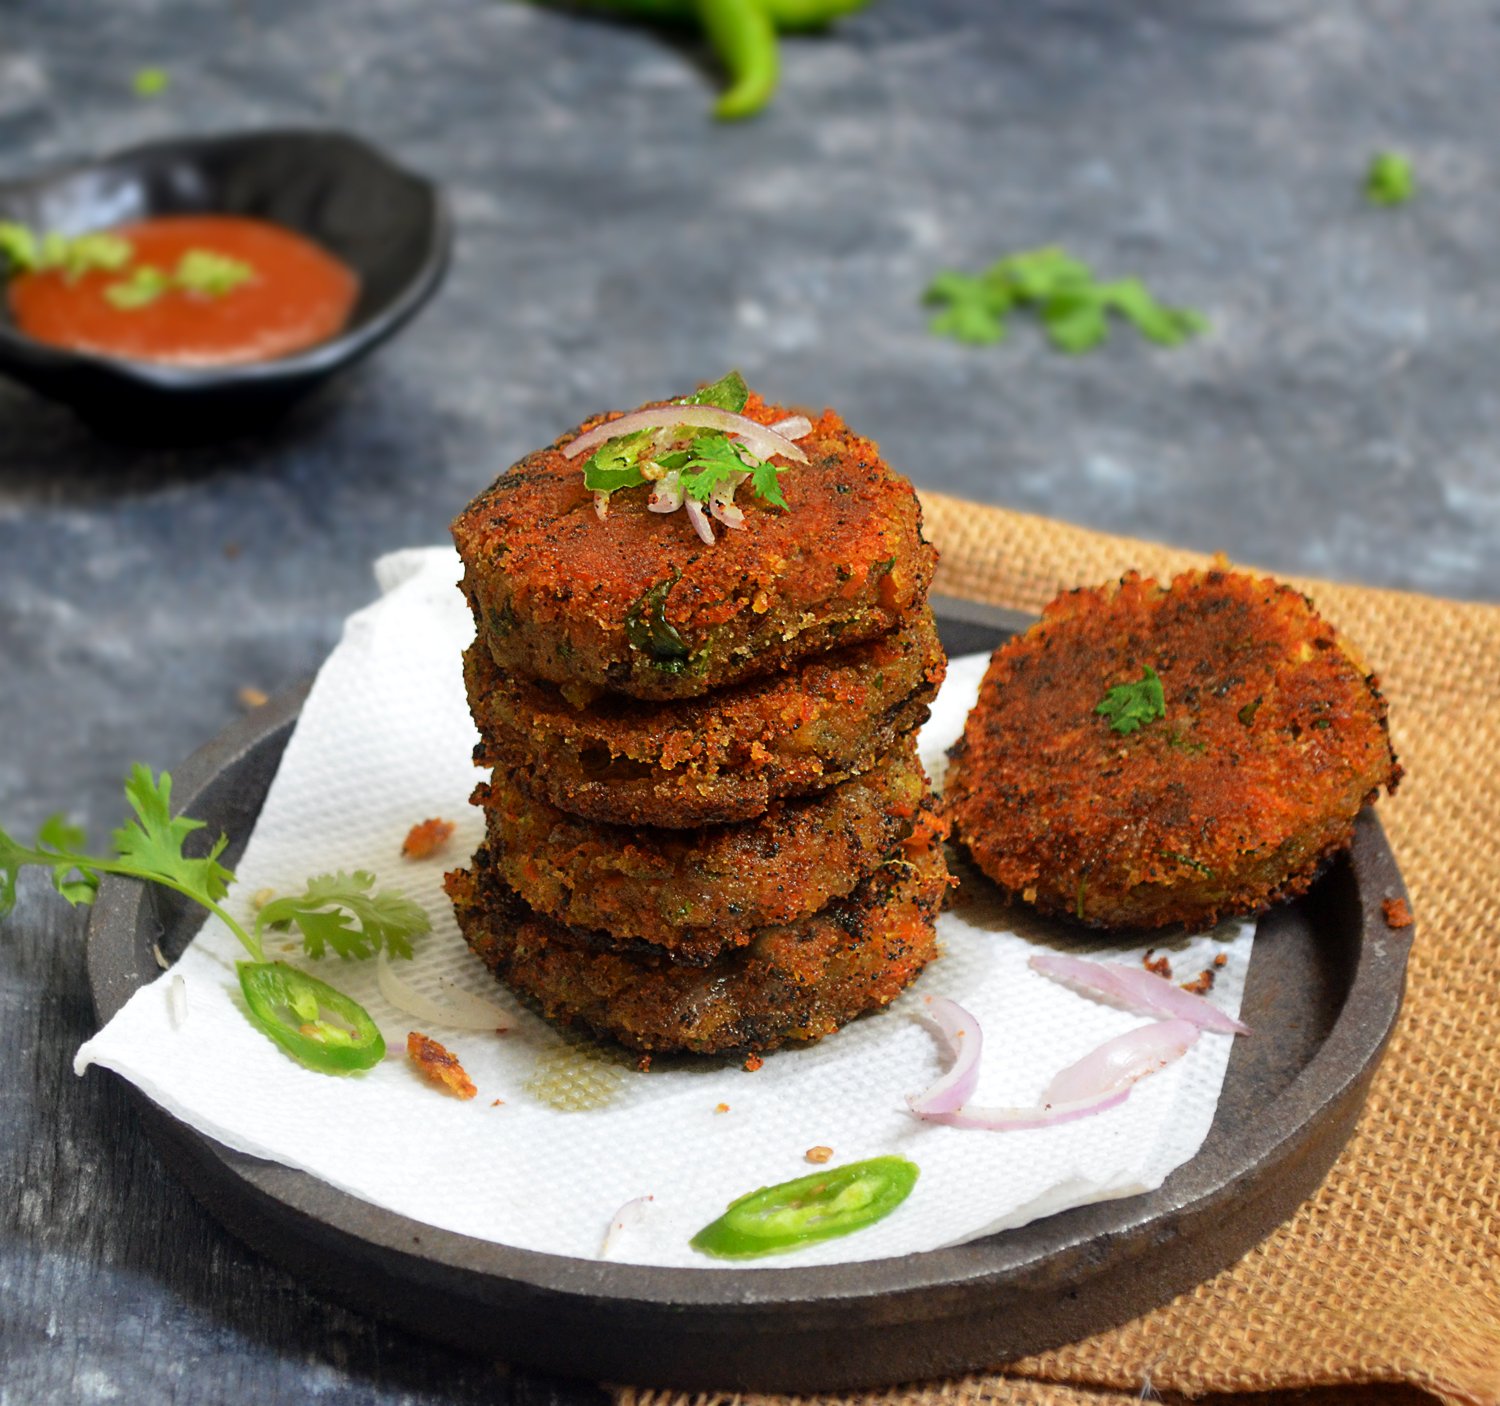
[925,247,1206,354]
[1365,152,1414,207]
[132,67,170,98]
[105,248,255,310]
[0,222,133,280]
[1095,665,1166,735]
[105,265,172,310]
[176,248,255,296]
[678,434,756,500]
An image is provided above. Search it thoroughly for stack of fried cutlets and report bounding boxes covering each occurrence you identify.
[445,386,951,1058]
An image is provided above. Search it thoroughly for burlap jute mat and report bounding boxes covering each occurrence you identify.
[619,494,1500,1406]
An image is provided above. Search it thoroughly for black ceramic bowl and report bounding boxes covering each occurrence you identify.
[0,128,450,440]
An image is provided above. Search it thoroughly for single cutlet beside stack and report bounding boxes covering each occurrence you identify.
[445,374,950,1058]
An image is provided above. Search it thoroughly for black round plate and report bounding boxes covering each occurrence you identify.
[84,598,1414,1392]
[0,128,450,439]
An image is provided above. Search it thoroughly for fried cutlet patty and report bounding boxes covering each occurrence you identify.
[944,567,1401,931]
[451,391,937,702]
[473,737,930,962]
[466,607,946,828]
[447,820,948,1056]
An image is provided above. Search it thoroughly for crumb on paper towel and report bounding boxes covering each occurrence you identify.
[806,1145,833,1164]
[743,1053,764,1072]
[1180,967,1217,995]
[1382,896,1414,929]
[1143,949,1172,979]
[402,817,455,860]
[407,1031,477,1100]
[714,1103,730,1114]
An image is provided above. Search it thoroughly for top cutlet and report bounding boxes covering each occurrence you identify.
[944,567,1401,912]
[450,391,934,699]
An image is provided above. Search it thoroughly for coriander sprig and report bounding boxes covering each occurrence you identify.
[925,247,1207,354]
[1095,666,1167,735]
[2,765,430,1075]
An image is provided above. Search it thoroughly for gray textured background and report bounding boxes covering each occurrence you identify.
[2,1,1497,1402]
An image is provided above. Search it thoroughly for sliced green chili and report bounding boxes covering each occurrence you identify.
[238,961,385,1075]
[691,1155,918,1259]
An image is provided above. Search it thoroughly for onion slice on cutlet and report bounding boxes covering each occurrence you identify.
[377,949,512,1032]
[1029,953,1251,1035]
[562,406,810,465]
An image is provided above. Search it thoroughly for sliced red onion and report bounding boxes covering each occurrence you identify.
[917,1086,1131,1131]
[376,950,512,1032]
[906,994,983,1116]
[684,496,716,545]
[768,414,813,440]
[592,491,609,522]
[648,469,684,513]
[562,406,810,465]
[1042,1019,1200,1103]
[1028,953,1250,1035]
[600,1194,654,1259]
[708,470,749,529]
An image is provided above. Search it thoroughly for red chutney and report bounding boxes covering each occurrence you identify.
[8,214,359,367]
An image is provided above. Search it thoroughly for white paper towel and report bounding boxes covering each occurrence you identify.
[76,547,1253,1269]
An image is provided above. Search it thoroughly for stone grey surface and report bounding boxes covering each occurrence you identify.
[1,1,1496,1402]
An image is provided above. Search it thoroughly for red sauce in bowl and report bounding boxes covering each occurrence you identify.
[7,215,359,367]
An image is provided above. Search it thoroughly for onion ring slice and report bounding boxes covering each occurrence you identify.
[376,950,512,1032]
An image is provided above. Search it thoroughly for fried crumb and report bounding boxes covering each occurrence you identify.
[1143,949,1172,979]
[805,1145,833,1164]
[402,817,455,860]
[743,1053,764,1072]
[1213,953,1228,967]
[635,1053,653,1073]
[714,1102,730,1114]
[1180,968,1216,995]
[406,1031,478,1100]
[237,686,269,709]
[1382,896,1414,929]
[491,1098,503,1108]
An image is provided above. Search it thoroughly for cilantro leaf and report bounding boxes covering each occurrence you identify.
[678,434,754,501]
[35,816,99,906]
[924,272,1011,344]
[112,764,234,908]
[105,265,171,310]
[926,247,1206,354]
[685,370,749,413]
[1365,151,1414,207]
[1095,665,1166,735]
[749,458,788,511]
[256,870,430,961]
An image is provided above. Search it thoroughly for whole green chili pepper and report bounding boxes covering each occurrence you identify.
[539,0,872,119]
[696,0,778,121]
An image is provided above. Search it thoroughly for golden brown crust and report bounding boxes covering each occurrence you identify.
[944,567,1402,931]
[451,391,937,701]
[475,737,930,960]
[466,608,945,828]
[446,819,949,1056]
